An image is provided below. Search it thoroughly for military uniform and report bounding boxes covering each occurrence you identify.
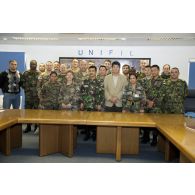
[71,68,80,75]
[80,78,104,141]
[161,72,170,79]
[107,69,112,75]
[136,71,145,80]
[80,78,104,111]
[57,74,66,84]
[145,76,166,113]
[37,72,50,98]
[143,76,166,145]
[21,70,40,109]
[75,71,89,84]
[163,79,188,113]
[39,81,61,110]
[58,82,81,110]
[122,83,146,112]
[96,74,105,81]
[137,77,151,93]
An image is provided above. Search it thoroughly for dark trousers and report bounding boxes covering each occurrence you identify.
[142,127,158,141]
[105,105,122,112]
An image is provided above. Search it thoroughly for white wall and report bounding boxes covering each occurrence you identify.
[1,44,195,82]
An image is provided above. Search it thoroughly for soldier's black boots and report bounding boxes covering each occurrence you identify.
[83,130,90,141]
[24,124,31,133]
[150,134,157,146]
[141,129,150,144]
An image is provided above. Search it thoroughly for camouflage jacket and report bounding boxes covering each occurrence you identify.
[161,72,170,79]
[145,76,166,113]
[37,72,50,98]
[96,74,106,81]
[138,77,151,95]
[80,78,104,111]
[122,83,146,112]
[58,82,81,110]
[136,72,145,80]
[39,81,62,109]
[21,70,40,97]
[163,79,188,113]
[57,74,66,84]
[75,71,89,83]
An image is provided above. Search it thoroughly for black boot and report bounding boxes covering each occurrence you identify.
[150,138,157,146]
[151,130,158,146]
[141,128,150,144]
[34,124,38,132]
[24,124,31,133]
[83,130,90,141]
[91,130,96,142]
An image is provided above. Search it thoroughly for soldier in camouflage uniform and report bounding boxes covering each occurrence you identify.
[136,59,149,80]
[87,60,95,69]
[145,65,166,113]
[75,60,89,134]
[161,64,171,79]
[104,59,112,75]
[137,65,151,142]
[53,61,61,75]
[80,65,104,141]
[57,63,67,84]
[80,65,104,111]
[75,60,89,84]
[21,60,40,133]
[71,59,80,74]
[37,61,53,98]
[96,65,107,111]
[39,71,61,110]
[143,65,166,146]
[122,73,146,113]
[58,70,81,110]
[138,65,151,92]
[38,63,45,73]
[97,65,107,81]
[122,64,130,81]
[163,67,188,113]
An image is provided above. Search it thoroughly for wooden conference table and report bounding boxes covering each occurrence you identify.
[0,109,195,162]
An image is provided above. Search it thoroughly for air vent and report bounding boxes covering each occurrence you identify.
[147,37,183,41]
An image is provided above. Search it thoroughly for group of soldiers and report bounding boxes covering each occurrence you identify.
[0,59,188,143]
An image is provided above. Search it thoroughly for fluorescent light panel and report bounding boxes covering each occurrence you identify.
[78,37,126,41]
[12,37,59,41]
